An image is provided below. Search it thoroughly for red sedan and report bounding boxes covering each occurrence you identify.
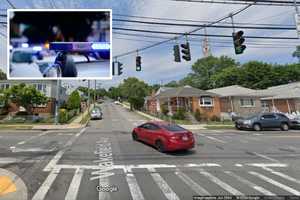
[132,121,195,152]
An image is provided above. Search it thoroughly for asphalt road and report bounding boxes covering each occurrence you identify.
[1,101,300,200]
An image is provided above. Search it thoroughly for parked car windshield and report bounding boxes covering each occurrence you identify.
[12,51,34,63]
[162,124,186,132]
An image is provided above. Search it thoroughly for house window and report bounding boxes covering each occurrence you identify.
[240,98,255,107]
[34,84,47,94]
[199,96,214,107]
[0,84,9,90]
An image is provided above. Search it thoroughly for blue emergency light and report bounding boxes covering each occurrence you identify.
[49,42,110,52]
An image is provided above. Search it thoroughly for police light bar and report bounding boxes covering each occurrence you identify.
[49,42,110,52]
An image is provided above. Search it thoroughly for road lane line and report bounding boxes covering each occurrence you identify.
[44,128,86,171]
[262,167,300,185]
[251,152,279,163]
[15,131,49,146]
[65,168,84,200]
[175,170,210,195]
[198,169,243,195]
[149,168,180,200]
[126,173,145,200]
[205,136,227,144]
[249,171,300,195]
[224,171,275,196]
[32,168,61,200]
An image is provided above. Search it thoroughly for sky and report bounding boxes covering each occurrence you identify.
[0,0,299,89]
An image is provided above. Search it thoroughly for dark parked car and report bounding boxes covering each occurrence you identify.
[132,121,195,152]
[235,113,291,131]
[291,117,300,129]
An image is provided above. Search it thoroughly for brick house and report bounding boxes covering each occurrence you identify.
[0,80,67,116]
[208,82,300,118]
[208,85,266,119]
[256,82,300,114]
[145,86,221,119]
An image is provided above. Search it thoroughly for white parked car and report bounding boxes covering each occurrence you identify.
[10,48,43,78]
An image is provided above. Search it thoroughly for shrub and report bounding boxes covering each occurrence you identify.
[160,104,169,116]
[15,111,29,116]
[210,115,221,122]
[59,109,68,124]
[194,109,202,121]
[172,108,186,120]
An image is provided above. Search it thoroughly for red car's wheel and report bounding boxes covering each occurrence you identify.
[155,140,165,152]
[132,131,138,141]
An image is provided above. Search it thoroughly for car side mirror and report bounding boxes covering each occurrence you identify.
[260,117,264,120]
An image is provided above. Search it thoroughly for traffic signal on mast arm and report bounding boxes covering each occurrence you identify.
[232,30,246,55]
[117,62,123,75]
[181,42,191,61]
[173,44,181,62]
[136,56,141,71]
[112,61,115,76]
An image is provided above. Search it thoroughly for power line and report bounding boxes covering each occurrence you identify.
[113,27,299,40]
[113,3,254,59]
[5,0,16,8]
[113,13,294,27]
[113,32,298,46]
[113,18,295,30]
[171,0,300,6]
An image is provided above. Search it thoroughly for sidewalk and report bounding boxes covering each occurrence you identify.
[120,103,234,130]
[31,104,94,130]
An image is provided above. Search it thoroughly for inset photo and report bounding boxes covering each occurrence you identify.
[7,9,112,79]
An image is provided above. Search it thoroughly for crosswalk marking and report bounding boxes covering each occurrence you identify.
[224,171,275,196]
[175,170,210,195]
[126,173,145,200]
[32,168,61,200]
[65,168,84,200]
[198,169,243,195]
[205,136,227,143]
[249,171,300,195]
[149,168,180,200]
[251,152,279,163]
[262,167,300,185]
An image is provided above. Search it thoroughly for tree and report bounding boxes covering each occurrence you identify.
[211,66,242,88]
[0,69,6,80]
[107,87,122,100]
[292,46,300,63]
[183,56,238,89]
[4,83,48,113]
[67,90,81,110]
[164,81,179,87]
[119,77,151,110]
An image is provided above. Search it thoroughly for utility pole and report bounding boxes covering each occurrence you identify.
[202,28,211,57]
[54,80,60,125]
[88,80,90,111]
[94,80,97,107]
[294,0,300,38]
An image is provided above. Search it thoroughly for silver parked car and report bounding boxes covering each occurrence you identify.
[90,107,103,120]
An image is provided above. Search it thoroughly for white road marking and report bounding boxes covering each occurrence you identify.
[235,164,243,167]
[46,163,220,171]
[32,168,61,200]
[149,168,180,200]
[65,168,84,200]
[44,128,86,171]
[247,163,287,168]
[11,147,57,153]
[224,171,275,196]
[0,157,19,164]
[251,152,279,163]
[262,167,300,185]
[249,171,300,195]
[126,173,145,200]
[198,169,243,195]
[175,170,210,195]
[205,136,227,143]
[15,131,49,146]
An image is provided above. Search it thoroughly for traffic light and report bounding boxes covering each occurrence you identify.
[181,42,191,61]
[232,30,246,55]
[117,62,123,75]
[136,56,141,71]
[173,44,181,62]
